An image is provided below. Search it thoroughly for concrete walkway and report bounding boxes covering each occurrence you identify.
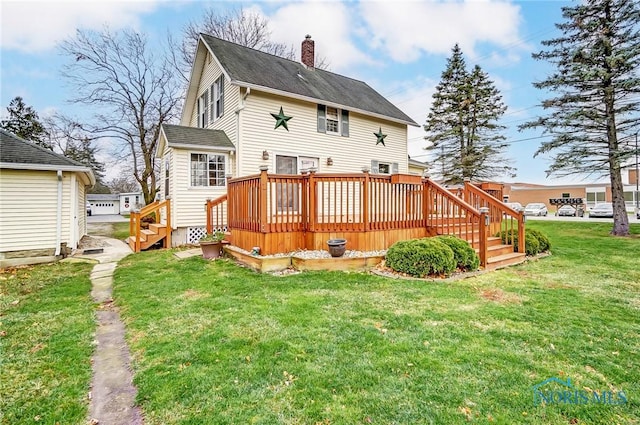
[73,236,143,425]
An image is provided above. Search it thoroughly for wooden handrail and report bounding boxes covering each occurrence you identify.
[464,181,525,254]
[205,194,228,234]
[129,198,171,253]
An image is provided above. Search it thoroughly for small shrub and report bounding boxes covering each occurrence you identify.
[386,238,456,277]
[495,229,545,256]
[434,235,480,271]
[528,229,551,252]
[524,233,540,256]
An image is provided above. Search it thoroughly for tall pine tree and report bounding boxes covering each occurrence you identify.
[0,97,50,149]
[424,45,513,185]
[521,0,640,236]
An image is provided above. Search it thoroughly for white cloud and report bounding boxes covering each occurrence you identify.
[266,1,376,73]
[1,1,159,52]
[359,1,524,63]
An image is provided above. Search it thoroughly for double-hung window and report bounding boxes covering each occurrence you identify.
[190,153,226,187]
[197,91,209,128]
[210,76,224,121]
[370,160,398,175]
[317,105,349,136]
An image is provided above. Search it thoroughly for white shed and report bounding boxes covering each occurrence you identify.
[0,129,95,267]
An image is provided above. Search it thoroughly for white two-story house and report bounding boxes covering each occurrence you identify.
[157,34,419,245]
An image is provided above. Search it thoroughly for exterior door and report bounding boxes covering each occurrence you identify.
[275,155,298,211]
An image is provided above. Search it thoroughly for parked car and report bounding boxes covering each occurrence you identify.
[589,203,614,218]
[505,202,523,212]
[86,201,92,216]
[523,203,548,216]
[557,205,584,217]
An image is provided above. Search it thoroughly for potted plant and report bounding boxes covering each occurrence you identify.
[200,231,228,259]
[327,238,347,257]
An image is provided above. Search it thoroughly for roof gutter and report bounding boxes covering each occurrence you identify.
[0,162,96,186]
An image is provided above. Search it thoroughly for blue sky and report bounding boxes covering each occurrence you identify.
[1,0,591,184]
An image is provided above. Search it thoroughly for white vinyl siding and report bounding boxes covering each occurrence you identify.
[169,148,234,229]
[0,169,78,253]
[188,59,239,142]
[239,91,408,177]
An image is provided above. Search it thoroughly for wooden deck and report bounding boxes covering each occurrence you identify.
[206,170,525,268]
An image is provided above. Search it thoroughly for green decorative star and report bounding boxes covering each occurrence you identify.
[374,127,387,146]
[271,107,292,131]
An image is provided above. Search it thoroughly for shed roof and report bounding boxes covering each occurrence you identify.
[0,129,95,185]
[161,124,235,151]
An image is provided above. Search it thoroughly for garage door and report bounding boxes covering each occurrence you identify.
[92,201,119,215]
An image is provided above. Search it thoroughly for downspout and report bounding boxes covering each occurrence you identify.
[55,170,63,256]
[235,87,250,176]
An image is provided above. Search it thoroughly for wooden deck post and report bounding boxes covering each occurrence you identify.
[165,197,172,249]
[362,168,370,231]
[259,166,269,233]
[308,169,317,232]
[301,171,309,231]
[205,198,212,234]
[422,177,430,227]
[479,211,488,267]
[518,213,526,254]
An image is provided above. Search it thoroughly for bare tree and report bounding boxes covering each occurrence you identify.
[106,175,140,194]
[44,114,110,192]
[170,6,327,85]
[59,28,180,204]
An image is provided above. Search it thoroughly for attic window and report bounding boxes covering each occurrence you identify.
[317,105,349,137]
[197,91,209,128]
[326,107,339,133]
[210,76,224,121]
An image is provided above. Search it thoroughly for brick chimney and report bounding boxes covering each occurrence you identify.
[301,34,314,68]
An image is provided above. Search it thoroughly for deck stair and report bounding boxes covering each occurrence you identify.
[127,199,172,253]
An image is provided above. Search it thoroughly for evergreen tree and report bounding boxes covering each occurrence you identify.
[44,116,108,192]
[520,0,640,236]
[424,45,513,184]
[0,96,50,148]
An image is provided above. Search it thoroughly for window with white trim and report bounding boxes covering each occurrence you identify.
[370,160,398,175]
[190,153,226,187]
[197,91,209,128]
[326,107,339,133]
[317,105,349,136]
[210,76,224,121]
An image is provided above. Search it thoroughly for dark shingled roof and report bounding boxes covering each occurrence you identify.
[201,34,417,126]
[0,128,86,167]
[162,124,235,150]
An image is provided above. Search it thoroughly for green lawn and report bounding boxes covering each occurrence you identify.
[89,221,131,240]
[0,261,95,425]
[113,221,640,424]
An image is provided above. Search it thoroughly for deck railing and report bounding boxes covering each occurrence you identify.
[218,169,490,235]
[424,179,487,264]
[462,181,525,254]
[204,169,524,266]
[205,194,228,234]
[129,198,171,252]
